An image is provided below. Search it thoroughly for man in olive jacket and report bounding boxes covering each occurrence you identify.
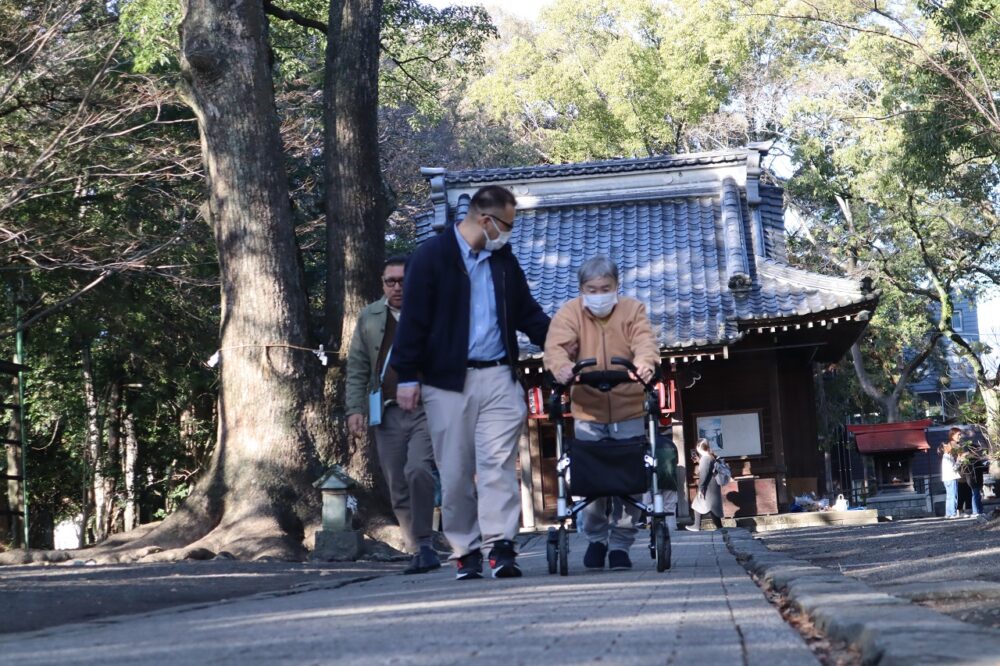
[345,256,439,574]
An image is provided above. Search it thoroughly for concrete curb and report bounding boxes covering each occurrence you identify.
[725,528,1000,665]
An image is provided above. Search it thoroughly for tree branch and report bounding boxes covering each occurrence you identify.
[262,0,327,33]
[261,1,437,99]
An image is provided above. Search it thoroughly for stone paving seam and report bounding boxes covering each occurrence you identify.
[713,535,752,665]
[724,527,1000,665]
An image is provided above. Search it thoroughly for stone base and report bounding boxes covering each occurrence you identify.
[732,509,879,533]
[312,530,364,561]
[865,491,932,520]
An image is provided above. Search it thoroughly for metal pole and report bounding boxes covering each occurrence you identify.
[15,303,28,549]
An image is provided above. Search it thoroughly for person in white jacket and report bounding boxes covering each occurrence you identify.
[941,428,963,518]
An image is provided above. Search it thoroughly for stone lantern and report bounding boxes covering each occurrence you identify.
[312,465,364,561]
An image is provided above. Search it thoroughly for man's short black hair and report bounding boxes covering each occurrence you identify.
[383,254,408,272]
[470,185,517,212]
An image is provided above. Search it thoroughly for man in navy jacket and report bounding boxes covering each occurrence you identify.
[393,185,549,579]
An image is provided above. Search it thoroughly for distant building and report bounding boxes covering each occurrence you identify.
[908,297,981,420]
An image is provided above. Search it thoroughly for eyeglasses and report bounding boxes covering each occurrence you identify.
[485,213,514,233]
[382,277,403,287]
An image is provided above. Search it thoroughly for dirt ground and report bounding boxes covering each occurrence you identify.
[757,511,1000,631]
[0,559,400,635]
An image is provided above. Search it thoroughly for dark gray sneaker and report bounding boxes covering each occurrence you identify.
[608,549,632,570]
[404,545,442,574]
[455,549,483,580]
[583,541,608,570]
[488,539,523,578]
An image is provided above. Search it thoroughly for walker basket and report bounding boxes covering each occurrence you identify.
[568,436,648,497]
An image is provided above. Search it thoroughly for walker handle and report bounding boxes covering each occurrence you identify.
[609,356,660,392]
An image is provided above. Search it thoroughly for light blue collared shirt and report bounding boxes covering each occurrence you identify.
[454,225,505,361]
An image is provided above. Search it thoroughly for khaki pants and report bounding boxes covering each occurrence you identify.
[374,405,436,552]
[422,366,526,558]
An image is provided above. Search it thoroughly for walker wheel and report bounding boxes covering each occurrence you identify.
[546,527,558,574]
[655,522,670,572]
[558,525,569,576]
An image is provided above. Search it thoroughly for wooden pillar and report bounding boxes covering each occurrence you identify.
[673,422,690,519]
[769,357,788,505]
[672,378,690,520]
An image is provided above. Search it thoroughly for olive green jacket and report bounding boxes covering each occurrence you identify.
[344,298,392,417]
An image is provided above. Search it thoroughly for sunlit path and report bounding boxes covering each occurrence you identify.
[0,531,816,665]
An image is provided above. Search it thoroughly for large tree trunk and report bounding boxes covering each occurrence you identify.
[322,0,394,523]
[122,409,138,532]
[324,0,392,352]
[4,373,23,546]
[103,379,122,537]
[80,341,103,545]
[159,0,328,559]
[79,0,333,562]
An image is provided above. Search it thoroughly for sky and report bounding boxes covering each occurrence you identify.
[423,0,549,20]
[423,0,1000,377]
[978,291,1000,377]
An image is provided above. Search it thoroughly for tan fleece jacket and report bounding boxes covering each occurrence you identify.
[543,295,660,423]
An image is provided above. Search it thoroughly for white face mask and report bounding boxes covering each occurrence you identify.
[482,217,512,252]
[583,292,617,317]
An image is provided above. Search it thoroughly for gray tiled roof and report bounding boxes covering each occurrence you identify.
[443,151,746,185]
[414,148,875,355]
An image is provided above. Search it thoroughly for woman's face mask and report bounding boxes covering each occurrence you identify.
[582,291,617,317]
[581,276,618,317]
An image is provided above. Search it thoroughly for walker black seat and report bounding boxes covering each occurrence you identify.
[568,435,648,497]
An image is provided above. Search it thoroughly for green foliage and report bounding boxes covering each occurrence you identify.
[117,0,181,72]
[778,0,1000,427]
[903,0,1000,188]
[466,0,859,161]
[469,0,732,160]
[1,0,218,540]
[380,0,496,124]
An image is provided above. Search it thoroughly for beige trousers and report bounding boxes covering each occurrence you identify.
[422,366,526,558]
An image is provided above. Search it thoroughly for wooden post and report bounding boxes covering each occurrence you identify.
[769,357,788,505]
[673,422,689,520]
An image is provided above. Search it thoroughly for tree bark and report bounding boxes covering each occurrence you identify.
[122,409,138,532]
[850,331,941,423]
[324,0,393,353]
[103,379,122,538]
[98,0,331,561]
[322,0,395,523]
[4,372,23,546]
[80,341,103,545]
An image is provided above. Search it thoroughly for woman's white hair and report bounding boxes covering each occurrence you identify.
[578,255,619,286]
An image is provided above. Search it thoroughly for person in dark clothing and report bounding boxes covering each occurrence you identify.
[686,438,724,531]
[392,185,550,580]
[950,426,985,517]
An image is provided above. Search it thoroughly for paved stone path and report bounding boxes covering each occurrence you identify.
[0,531,816,665]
